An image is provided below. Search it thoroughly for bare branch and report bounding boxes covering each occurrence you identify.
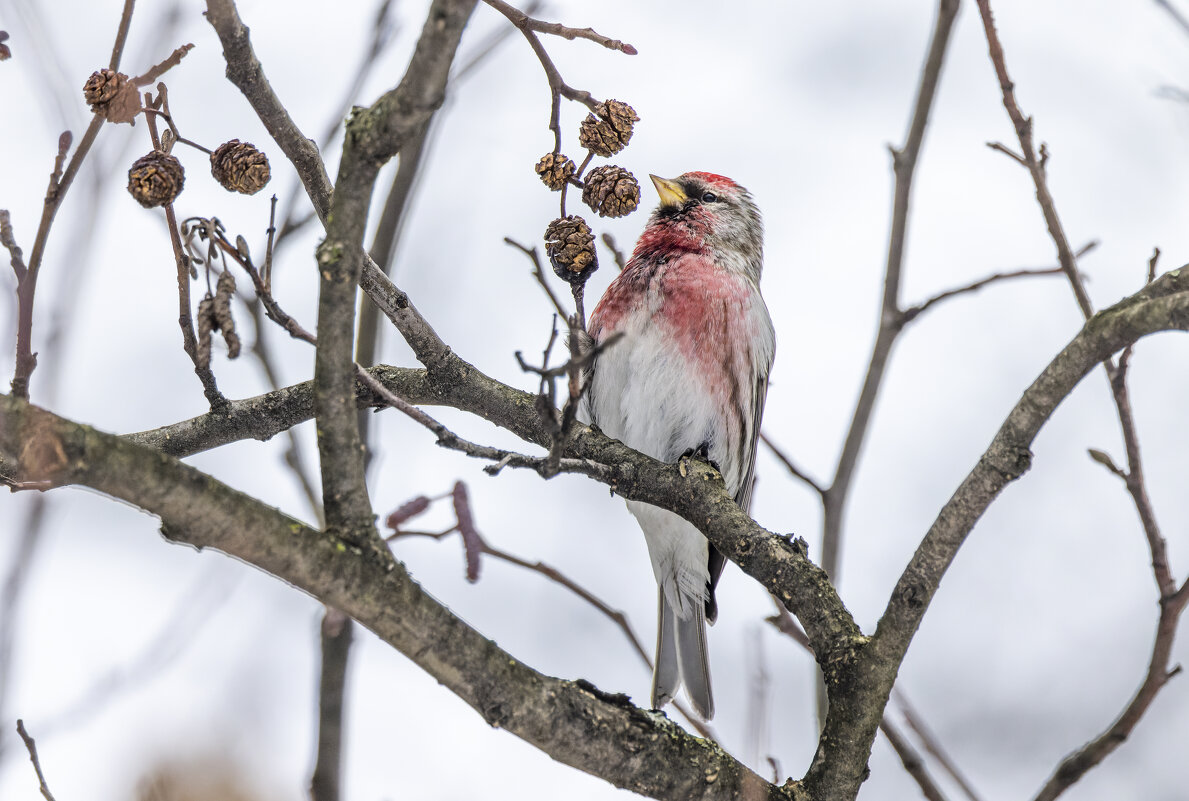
[481,0,614,149]
[16,720,56,801]
[821,0,959,587]
[310,608,352,801]
[600,232,627,271]
[387,496,714,737]
[894,690,985,801]
[108,0,136,71]
[0,210,27,282]
[977,5,1189,796]
[975,0,1092,318]
[760,433,825,498]
[482,0,637,54]
[900,266,1066,324]
[878,719,949,801]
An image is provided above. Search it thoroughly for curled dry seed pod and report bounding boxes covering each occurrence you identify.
[196,294,216,370]
[578,99,639,157]
[127,151,185,208]
[544,215,598,285]
[581,165,640,219]
[535,152,576,191]
[210,139,271,195]
[83,67,141,124]
[213,270,241,359]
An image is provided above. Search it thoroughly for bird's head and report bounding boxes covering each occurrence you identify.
[643,172,764,281]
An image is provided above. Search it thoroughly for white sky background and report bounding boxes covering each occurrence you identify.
[1,0,1189,799]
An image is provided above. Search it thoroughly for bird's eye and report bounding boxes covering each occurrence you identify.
[701,192,718,203]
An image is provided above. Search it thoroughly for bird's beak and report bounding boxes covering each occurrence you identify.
[649,175,687,210]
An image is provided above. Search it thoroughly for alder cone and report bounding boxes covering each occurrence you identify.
[578,99,639,157]
[535,152,576,191]
[127,151,185,208]
[210,140,271,195]
[581,165,640,219]
[83,68,128,110]
[544,215,598,284]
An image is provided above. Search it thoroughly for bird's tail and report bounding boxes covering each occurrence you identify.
[651,588,714,720]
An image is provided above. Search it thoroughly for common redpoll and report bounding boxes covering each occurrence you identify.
[584,172,774,719]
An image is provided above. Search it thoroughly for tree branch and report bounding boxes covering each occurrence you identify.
[976,4,1189,796]
[0,394,777,801]
[4,265,1189,800]
[821,0,960,586]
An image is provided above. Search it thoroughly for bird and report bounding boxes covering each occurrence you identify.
[583,172,775,719]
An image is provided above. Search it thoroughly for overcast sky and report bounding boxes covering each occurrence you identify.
[2,1,1189,800]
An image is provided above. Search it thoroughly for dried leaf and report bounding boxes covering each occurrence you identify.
[385,495,431,529]
[452,481,482,583]
[103,80,144,125]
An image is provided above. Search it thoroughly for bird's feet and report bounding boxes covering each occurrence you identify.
[679,441,721,476]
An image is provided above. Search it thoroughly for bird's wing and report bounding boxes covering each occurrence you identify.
[706,370,769,623]
[734,371,769,515]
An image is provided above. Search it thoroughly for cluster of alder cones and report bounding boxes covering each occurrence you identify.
[537,99,640,286]
[84,69,273,208]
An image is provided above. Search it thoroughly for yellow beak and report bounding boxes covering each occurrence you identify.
[649,175,688,209]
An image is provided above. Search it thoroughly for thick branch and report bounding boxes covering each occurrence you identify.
[0,395,778,801]
[868,268,1189,698]
[204,0,334,220]
[313,0,476,545]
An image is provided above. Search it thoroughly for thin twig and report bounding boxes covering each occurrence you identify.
[0,210,28,281]
[975,0,1092,318]
[16,720,57,801]
[899,266,1066,324]
[879,718,949,801]
[760,432,825,498]
[483,0,637,53]
[108,0,137,72]
[146,97,227,411]
[894,690,985,801]
[976,4,1189,798]
[481,0,608,150]
[269,0,400,257]
[11,120,100,398]
[821,0,960,592]
[388,522,714,737]
[600,232,627,271]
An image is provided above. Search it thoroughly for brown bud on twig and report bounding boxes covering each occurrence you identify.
[578,99,639,157]
[452,481,482,583]
[127,151,185,208]
[544,215,598,284]
[535,152,576,191]
[581,165,640,218]
[385,495,431,530]
[210,140,271,195]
